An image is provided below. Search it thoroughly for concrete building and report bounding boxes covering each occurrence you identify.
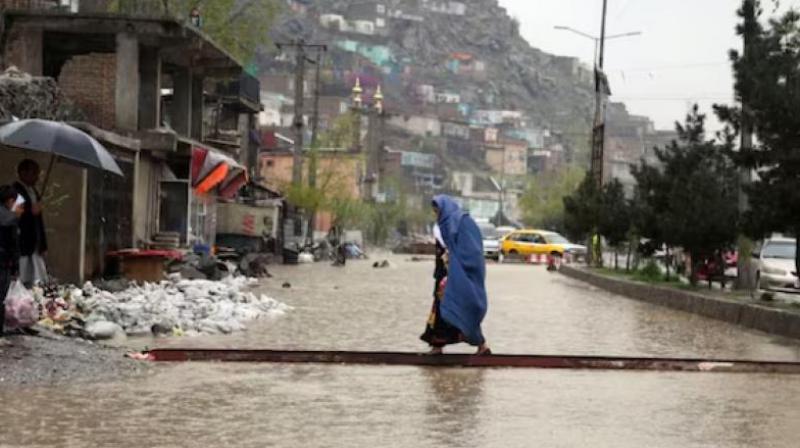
[435,92,461,104]
[422,0,466,15]
[0,7,258,281]
[387,114,441,137]
[441,120,471,140]
[485,139,527,176]
[604,104,679,195]
[416,84,436,104]
[258,148,364,233]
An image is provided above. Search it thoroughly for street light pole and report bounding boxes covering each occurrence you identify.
[555,3,643,266]
[553,26,640,67]
[553,19,642,190]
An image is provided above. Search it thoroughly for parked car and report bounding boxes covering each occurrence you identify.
[478,223,501,260]
[496,226,517,238]
[752,237,798,296]
[499,229,587,261]
[696,251,738,282]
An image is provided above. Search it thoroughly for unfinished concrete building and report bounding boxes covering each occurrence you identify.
[0,5,260,282]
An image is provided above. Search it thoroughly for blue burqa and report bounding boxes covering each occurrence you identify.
[432,195,487,345]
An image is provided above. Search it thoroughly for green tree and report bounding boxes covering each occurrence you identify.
[630,162,669,259]
[110,0,281,63]
[598,179,631,270]
[562,171,601,244]
[519,165,584,231]
[318,112,359,149]
[634,107,739,284]
[716,1,800,278]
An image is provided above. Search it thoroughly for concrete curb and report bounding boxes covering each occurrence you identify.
[560,265,800,340]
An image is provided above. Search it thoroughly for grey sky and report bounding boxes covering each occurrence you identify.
[498,0,795,131]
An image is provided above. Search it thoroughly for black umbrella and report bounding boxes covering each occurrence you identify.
[0,119,124,194]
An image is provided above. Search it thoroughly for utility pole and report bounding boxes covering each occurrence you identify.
[555,8,642,267]
[276,39,327,186]
[591,0,608,190]
[306,46,326,244]
[588,0,609,267]
[499,146,506,225]
[737,0,757,289]
[291,40,307,187]
[276,39,326,240]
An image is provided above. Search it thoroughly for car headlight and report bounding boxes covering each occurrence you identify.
[763,266,787,276]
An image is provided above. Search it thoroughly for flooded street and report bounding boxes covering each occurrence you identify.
[3,257,800,447]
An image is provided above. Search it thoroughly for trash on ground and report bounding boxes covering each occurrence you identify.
[4,280,39,331]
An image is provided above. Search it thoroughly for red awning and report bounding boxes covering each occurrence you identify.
[190,146,247,197]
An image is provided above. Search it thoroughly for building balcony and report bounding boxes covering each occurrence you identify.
[213,73,261,113]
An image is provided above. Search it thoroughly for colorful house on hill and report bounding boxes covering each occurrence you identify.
[335,40,395,70]
[422,0,466,15]
[446,52,486,78]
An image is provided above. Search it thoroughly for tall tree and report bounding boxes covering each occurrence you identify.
[563,172,602,244]
[635,107,739,284]
[598,179,631,270]
[519,165,584,232]
[716,1,800,279]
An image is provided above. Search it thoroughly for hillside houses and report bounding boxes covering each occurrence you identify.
[421,0,466,15]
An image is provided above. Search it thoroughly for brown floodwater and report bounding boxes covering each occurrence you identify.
[2,257,800,447]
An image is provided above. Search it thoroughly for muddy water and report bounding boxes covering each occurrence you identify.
[2,258,800,447]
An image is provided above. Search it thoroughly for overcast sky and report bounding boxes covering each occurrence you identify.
[498,0,796,131]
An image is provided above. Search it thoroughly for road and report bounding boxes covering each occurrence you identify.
[2,256,800,447]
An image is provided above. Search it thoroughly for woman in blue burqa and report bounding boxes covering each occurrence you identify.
[421,195,491,355]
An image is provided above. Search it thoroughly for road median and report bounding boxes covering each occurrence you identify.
[560,265,800,340]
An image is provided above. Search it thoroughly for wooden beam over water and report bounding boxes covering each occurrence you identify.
[139,349,800,374]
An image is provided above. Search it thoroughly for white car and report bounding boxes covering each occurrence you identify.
[753,237,799,295]
[478,224,501,261]
[545,232,588,260]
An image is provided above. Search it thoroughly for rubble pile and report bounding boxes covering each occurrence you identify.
[37,275,290,340]
[0,66,85,121]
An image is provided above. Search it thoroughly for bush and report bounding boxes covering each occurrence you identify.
[634,260,662,283]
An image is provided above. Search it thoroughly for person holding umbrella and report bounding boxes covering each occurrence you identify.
[0,119,125,286]
[14,159,48,287]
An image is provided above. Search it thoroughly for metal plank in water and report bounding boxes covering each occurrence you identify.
[140,349,800,374]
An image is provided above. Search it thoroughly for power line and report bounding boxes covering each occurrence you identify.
[607,61,730,72]
[613,96,732,102]
[612,0,635,20]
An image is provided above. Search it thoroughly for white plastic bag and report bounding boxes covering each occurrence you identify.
[4,280,39,330]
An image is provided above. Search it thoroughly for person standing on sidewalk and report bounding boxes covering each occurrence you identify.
[0,185,22,336]
[14,160,48,287]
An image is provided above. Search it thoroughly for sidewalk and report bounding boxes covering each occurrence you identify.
[0,330,150,387]
[561,265,800,340]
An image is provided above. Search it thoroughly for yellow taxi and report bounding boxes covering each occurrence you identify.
[500,229,584,258]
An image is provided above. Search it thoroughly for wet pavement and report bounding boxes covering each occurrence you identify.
[2,257,800,447]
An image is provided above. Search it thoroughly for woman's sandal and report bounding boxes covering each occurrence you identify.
[475,347,492,356]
